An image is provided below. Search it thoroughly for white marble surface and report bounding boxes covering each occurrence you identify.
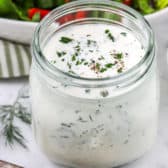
[0,75,168,168]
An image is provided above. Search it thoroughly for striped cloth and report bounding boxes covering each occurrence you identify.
[0,39,31,78]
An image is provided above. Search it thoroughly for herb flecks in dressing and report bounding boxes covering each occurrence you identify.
[44,24,145,79]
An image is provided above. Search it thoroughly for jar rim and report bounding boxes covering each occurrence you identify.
[32,0,155,88]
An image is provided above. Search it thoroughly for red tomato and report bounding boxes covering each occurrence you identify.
[64,0,70,2]
[123,0,132,6]
[28,8,50,20]
[58,14,75,24]
[75,11,87,19]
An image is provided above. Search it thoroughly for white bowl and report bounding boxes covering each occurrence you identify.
[0,18,37,44]
[0,7,168,76]
[146,8,168,77]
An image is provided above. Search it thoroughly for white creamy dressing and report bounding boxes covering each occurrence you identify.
[30,23,158,168]
[44,24,145,78]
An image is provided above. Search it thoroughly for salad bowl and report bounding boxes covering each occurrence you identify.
[0,3,168,77]
[0,18,37,44]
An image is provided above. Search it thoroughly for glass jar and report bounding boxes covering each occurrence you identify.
[30,0,159,167]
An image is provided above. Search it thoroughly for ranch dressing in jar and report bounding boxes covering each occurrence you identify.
[45,24,144,78]
[30,1,159,168]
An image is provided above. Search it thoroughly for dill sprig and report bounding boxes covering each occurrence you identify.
[0,86,31,149]
[14,103,31,125]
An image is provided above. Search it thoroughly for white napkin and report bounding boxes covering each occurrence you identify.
[0,39,31,78]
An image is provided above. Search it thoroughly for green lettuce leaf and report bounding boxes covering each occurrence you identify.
[13,0,34,9]
[35,0,65,9]
[133,0,155,14]
[156,0,168,9]
[0,0,31,20]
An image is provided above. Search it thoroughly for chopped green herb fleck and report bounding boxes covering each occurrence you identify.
[117,67,123,73]
[105,63,114,68]
[100,68,107,73]
[115,53,123,59]
[105,30,115,42]
[87,40,91,45]
[108,33,115,42]
[87,39,96,46]
[75,59,84,65]
[78,116,87,123]
[68,70,76,74]
[61,123,71,128]
[76,60,81,65]
[84,62,88,65]
[60,37,73,43]
[75,52,78,56]
[50,60,56,64]
[56,51,66,57]
[67,62,72,69]
[57,52,62,57]
[95,63,100,71]
[72,55,76,61]
[105,29,110,34]
[120,32,127,36]
[89,115,93,121]
[75,45,81,52]
[98,56,105,60]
